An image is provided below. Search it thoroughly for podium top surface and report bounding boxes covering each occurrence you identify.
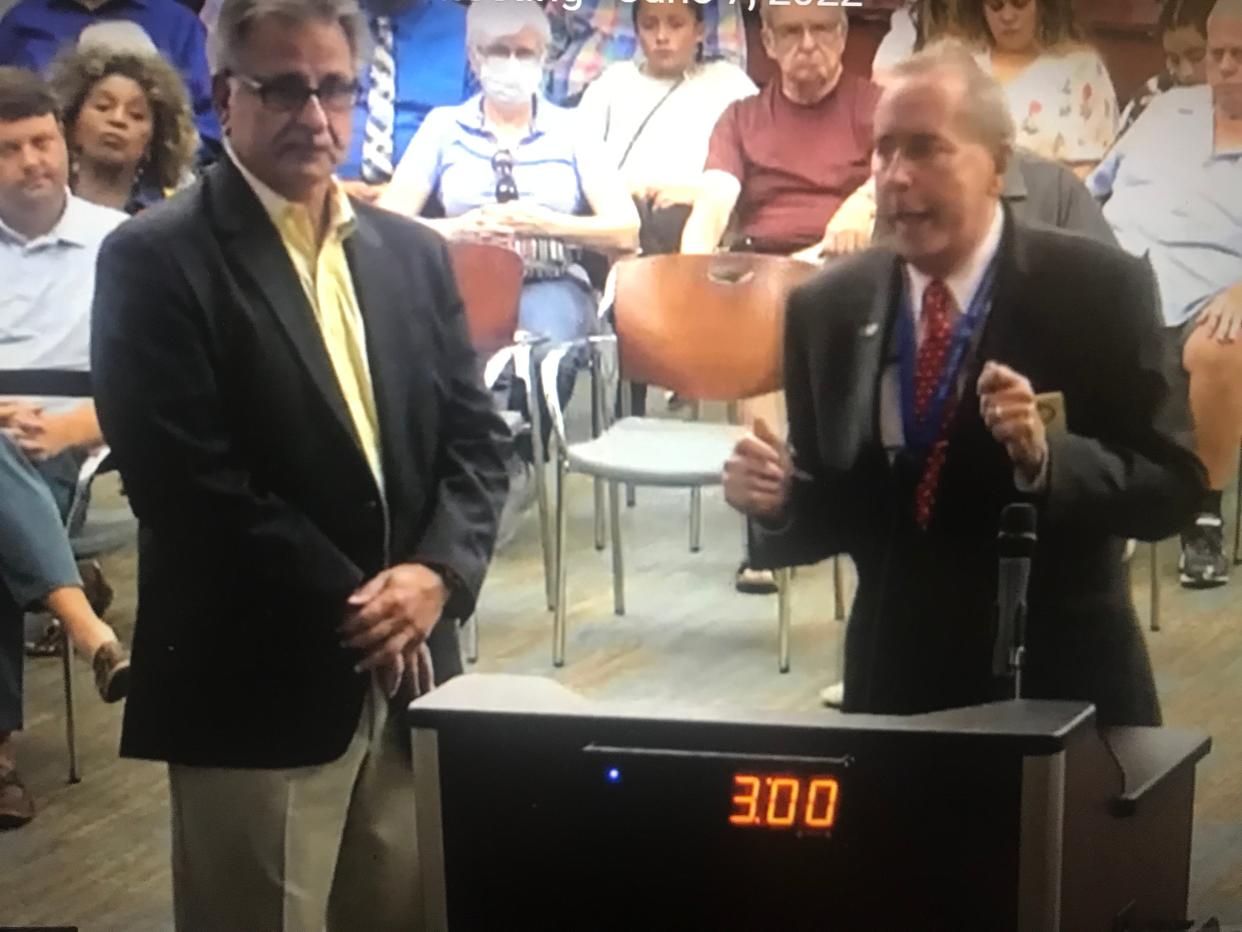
[408,674,1099,755]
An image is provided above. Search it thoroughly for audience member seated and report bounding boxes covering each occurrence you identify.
[959,0,1117,176]
[576,0,756,256]
[1088,0,1242,589]
[679,0,877,594]
[380,1,638,445]
[544,0,746,107]
[48,38,196,212]
[1118,0,1214,138]
[337,0,475,197]
[0,67,131,831]
[0,0,218,147]
[680,0,879,258]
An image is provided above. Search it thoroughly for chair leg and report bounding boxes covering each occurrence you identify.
[535,461,555,612]
[593,478,606,551]
[554,460,570,667]
[619,381,636,509]
[60,624,79,784]
[1149,541,1161,633]
[609,481,625,616]
[689,486,702,553]
[833,556,846,621]
[530,415,554,613]
[776,568,792,673]
[466,613,479,666]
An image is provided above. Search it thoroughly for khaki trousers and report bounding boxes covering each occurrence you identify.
[167,680,421,932]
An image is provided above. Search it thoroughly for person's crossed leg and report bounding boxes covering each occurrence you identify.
[0,430,130,830]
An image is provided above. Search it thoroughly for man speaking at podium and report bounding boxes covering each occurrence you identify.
[724,44,1205,727]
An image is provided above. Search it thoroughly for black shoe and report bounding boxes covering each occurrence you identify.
[1180,514,1229,589]
[735,563,778,595]
[93,641,131,703]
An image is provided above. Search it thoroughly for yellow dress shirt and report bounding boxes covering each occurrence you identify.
[230,150,384,489]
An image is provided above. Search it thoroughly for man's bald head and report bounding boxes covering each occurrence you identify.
[1209,0,1242,26]
[1208,0,1242,117]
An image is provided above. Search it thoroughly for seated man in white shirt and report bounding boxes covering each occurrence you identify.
[0,67,130,830]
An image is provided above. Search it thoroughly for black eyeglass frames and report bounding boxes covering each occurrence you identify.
[229,72,362,114]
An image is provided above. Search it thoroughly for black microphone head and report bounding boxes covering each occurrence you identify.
[998,503,1037,555]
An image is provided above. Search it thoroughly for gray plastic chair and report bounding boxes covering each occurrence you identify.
[540,254,819,671]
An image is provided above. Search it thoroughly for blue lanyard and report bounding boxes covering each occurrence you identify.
[898,260,999,453]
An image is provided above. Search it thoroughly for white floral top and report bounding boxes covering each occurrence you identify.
[978,47,1119,164]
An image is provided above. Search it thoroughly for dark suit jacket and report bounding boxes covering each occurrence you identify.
[91,159,511,767]
[753,211,1204,726]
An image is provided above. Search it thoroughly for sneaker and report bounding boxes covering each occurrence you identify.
[735,563,778,595]
[92,640,131,703]
[1179,514,1229,589]
[819,682,844,708]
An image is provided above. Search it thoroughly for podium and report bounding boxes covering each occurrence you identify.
[408,674,1209,931]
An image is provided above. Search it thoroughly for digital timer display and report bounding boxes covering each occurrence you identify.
[728,773,840,830]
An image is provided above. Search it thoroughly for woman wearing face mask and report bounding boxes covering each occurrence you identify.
[575,0,755,256]
[961,0,1117,177]
[382,0,638,366]
[1117,0,1215,139]
[47,41,197,214]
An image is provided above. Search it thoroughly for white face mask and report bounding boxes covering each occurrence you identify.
[480,55,544,106]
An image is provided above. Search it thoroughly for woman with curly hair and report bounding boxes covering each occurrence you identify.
[47,43,197,213]
[958,0,1117,177]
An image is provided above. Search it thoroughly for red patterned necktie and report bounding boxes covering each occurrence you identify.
[913,279,957,529]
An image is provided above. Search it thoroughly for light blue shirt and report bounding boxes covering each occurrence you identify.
[393,93,596,217]
[0,193,126,409]
[1088,86,1242,327]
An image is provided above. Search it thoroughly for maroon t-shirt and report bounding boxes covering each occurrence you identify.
[705,72,880,252]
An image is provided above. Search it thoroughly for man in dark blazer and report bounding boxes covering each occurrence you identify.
[90,0,509,926]
[724,43,1204,728]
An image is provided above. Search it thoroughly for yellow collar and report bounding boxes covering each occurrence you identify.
[225,142,355,240]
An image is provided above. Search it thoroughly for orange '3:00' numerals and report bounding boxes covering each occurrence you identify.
[729,774,840,830]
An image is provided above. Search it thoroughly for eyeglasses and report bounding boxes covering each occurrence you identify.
[492,148,518,203]
[229,72,361,114]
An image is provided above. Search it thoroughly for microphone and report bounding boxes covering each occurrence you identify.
[994,503,1037,697]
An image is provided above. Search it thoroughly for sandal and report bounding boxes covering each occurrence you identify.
[0,766,35,830]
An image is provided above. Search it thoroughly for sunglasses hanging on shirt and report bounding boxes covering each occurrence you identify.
[492,148,519,204]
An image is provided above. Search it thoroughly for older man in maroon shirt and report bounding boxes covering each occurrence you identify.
[681,0,878,593]
[680,0,879,255]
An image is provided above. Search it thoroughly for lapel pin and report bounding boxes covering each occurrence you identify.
[862,322,879,338]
